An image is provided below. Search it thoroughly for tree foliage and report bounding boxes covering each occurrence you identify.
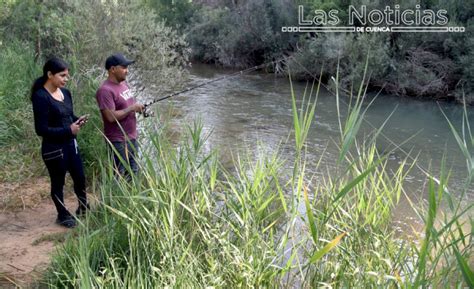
[186,0,298,67]
[1,0,189,92]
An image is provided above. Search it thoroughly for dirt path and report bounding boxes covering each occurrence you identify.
[0,177,81,288]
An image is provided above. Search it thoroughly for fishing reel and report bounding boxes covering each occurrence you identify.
[142,104,154,118]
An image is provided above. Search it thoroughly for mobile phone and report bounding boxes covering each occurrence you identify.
[77,114,90,126]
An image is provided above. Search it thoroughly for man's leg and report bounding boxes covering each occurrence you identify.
[127,139,139,175]
[111,141,128,176]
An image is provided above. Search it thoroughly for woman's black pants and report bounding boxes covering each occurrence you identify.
[41,140,87,218]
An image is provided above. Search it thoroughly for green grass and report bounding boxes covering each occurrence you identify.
[0,42,43,182]
[45,121,291,287]
[32,232,68,246]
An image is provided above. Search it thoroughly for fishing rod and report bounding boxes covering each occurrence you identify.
[142,57,290,116]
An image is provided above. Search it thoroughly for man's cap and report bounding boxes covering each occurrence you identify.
[105,53,135,70]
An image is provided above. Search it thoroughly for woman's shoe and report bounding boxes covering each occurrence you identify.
[56,214,76,228]
[75,203,90,217]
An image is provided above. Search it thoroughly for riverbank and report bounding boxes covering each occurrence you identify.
[0,178,78,288]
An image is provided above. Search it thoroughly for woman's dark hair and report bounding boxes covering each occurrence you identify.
[31,57,69,100]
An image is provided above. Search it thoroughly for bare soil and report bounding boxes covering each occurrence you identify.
[0,177,82,288]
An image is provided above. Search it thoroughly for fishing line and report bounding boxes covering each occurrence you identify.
[142,56,292,116]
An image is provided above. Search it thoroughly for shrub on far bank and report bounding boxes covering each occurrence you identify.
[458,36,474,104]
[186,0,297,68]
[287,34,391,92]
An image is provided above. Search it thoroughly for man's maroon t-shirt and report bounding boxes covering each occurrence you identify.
[96,80,137,142]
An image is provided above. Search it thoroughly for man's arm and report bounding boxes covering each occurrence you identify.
[101,103,144,123]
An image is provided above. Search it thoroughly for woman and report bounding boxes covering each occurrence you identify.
[31,57,89,228]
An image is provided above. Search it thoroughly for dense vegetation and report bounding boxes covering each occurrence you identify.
[0,0,472,287]
[0,0,188,181]
[160,0,474,104]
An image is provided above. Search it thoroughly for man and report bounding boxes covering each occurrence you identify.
[96,53,144,176]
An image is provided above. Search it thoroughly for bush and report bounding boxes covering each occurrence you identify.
[145,0,196,32]
[187,0,297,67]
[288,33,391,92]
[457,31,474,104]
[385,48,460,99]
[1,0,189,93]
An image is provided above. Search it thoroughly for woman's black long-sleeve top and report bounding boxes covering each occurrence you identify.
[32,87,79,144]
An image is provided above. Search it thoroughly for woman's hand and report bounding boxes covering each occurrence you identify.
[77,114,89,127]
[70,122,81,135]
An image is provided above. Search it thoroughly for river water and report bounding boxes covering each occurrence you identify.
[156,63,473,228]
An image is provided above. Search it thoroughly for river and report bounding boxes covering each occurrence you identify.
[155,63,473,230]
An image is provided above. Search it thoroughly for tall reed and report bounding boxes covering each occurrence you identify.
[46,64,472,288]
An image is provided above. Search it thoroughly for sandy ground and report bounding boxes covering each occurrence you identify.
[0,177,81,288]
